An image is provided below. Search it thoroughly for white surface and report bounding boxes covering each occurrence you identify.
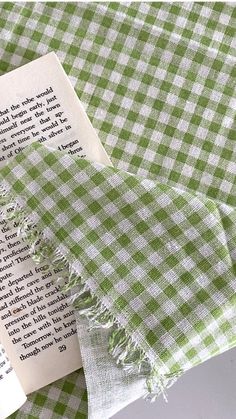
[114,348,236,419]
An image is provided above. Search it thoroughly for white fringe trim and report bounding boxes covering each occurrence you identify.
[0,181,182,401]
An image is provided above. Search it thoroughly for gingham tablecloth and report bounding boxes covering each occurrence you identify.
[0,2,236,418]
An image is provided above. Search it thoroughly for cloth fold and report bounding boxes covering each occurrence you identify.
[1,2,236,418]
[1,141,236,416]
[76,317,146,419]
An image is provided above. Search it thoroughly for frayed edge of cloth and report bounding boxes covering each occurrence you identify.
[0,181,182,402]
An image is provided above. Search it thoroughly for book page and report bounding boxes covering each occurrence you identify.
[0,343,26,419]
[0,52,111,394]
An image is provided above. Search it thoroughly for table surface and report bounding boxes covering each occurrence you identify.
[115,347,236,419]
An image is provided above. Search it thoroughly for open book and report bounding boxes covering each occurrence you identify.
[0,52,111,418]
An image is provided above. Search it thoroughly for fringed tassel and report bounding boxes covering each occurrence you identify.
[109,328,149,373]
[0,181,181,401]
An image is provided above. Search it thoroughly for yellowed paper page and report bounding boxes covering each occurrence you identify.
[0,52,111,394]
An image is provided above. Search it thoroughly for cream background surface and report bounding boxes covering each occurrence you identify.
[115,348,236,419]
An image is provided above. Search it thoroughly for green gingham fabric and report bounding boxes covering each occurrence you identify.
[1,140,236,400]
[0,1,236,417]
[10,369,87,419]
[0,2,236,204]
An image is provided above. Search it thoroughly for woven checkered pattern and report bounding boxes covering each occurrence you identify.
[0,2,236,204]
[1,141,236,378]
[0,1,236,417]
[10,369,87,419]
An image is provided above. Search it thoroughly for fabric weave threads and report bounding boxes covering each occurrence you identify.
[1,2,236,416]
[0,166,181,402]
[1,141,236,413]
[1,2,236,203]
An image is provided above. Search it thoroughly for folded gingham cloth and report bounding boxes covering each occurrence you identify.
[1,1,236,417]
[1,141,236,416]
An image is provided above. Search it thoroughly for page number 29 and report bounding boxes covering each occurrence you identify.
[58,345,67,352]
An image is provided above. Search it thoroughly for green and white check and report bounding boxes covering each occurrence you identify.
[1,141,236,400]
[0,1,236,417]
[10,369,88,419]
[0,2,236,205]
